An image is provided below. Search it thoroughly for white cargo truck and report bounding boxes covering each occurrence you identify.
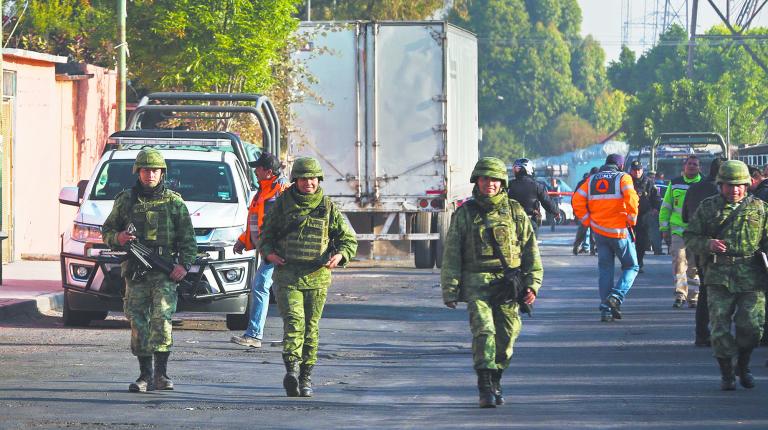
[290,21,478,268]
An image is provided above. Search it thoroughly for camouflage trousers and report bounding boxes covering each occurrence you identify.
[708,285,765,358]
[467,299,522,370]
[124,271,178,357]
[276,286,328,365]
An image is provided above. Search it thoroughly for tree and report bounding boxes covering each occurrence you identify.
[480,122,527,163]
[128,0,300,94]
[544,112,599,155]
[592,89,629,135]
[296,0,464,20]
[571,35,607,116]
[607,46,636,94]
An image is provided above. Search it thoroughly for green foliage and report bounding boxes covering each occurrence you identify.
[544,112,598,155]
[571,35,607,114]
[480,122,526,163]
[623,25,768,147]
[128,0,299,93]
[297,0,463,20]
[5,0,113,64]
[592,89,629,135]
[606,46,636,94]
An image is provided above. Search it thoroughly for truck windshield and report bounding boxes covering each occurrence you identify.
[90,159,238,203]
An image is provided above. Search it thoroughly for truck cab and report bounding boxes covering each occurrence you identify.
[58,93,281,328]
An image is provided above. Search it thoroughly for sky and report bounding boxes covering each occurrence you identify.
[577,0,768,64]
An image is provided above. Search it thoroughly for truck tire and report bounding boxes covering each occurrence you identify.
[62,291,94,327]
[413,212,435,269]
[226,295,251,331]
[434,210,451,269]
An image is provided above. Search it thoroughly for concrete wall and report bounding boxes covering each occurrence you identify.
[2,49,116,260]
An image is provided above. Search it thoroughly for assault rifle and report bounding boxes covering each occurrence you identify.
[105,223,212,297]
[489,267,533,316]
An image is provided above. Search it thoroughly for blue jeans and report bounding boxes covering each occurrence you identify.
[595,232,639,312]
[243,258,275,339]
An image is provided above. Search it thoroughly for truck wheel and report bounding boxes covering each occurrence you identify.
[434,210,451,269]
[62,291,93,327]
[226,295,251,331]
[414,212,435,269]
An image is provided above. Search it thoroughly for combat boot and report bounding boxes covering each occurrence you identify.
[491,369,505,406]
[737,349,755,389]
[128,356,153,393]
[153,351,174,390]
[476,369,496,408]
[717,357,736,391]
[283,361,300,397]
[299,364,314,397]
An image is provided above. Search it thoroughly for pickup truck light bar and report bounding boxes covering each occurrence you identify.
[109,137,232,148]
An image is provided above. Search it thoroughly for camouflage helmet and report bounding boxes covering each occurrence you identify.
[470,157,508,187]
[717,160,750,185]
[132,148,167,174]
[291,157,324,181]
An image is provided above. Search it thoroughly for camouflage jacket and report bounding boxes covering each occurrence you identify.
[259,190,357,289]
[102,187,198,271]
[683,194,768,292]
[441,196,543,303]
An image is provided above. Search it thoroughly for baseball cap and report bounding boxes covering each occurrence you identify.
[630,160,643,170]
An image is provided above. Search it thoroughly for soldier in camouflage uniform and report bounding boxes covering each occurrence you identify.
[441,157,542,408]
[684,160,767,391]
[259,157,357,397]
[102,148,197,393]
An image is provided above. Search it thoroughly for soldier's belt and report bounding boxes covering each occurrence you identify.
[710,254,753,264]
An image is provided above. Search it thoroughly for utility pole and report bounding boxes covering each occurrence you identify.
[686,0,699,78]
[118,0,127,129]
[307,0,311,21]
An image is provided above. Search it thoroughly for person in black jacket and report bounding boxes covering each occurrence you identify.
[748,165,768,202]
[629,161,660,272]
[507,158,559,236]
[682,157,725,347]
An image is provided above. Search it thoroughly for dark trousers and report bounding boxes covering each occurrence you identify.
[695,260,710,342]
[635,221,650,268]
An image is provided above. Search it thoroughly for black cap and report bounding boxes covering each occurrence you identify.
[248,152,281,173]
[630,160,643,170]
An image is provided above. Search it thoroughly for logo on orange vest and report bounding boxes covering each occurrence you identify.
[595,178,610,193]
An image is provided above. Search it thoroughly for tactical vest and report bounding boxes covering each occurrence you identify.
[464,199,523,272]
[279,197,332,263]
[128,190,177,249]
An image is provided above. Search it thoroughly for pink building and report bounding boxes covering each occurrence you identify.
[1,49,117,261]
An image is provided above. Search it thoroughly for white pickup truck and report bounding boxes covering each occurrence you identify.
[58,94,281,328]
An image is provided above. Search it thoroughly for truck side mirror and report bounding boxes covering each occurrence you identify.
[59,186,81,207]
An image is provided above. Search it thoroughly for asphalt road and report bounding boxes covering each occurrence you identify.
[0,225,766,429]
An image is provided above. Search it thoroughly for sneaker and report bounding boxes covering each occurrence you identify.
[231,335,262,348]
[688,300,697,309]
[638,267,645,274]
[694,338,711,347]
[673,298,685,308]
[572,244,580,255]
[600,313,613,322]
[606,296,622,320]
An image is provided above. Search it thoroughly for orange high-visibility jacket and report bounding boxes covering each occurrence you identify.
[237,177,287,251]
[572,168,639,239]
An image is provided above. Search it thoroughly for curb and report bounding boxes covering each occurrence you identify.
[0,292,63,321]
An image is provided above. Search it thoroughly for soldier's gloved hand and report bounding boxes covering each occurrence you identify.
[325,253,343,269]
[266,252,286,266]
[170,264,187,282]
[117,230,136,246]
[522,287,536,305]
[233,240,245,254]
[662,231,671,244]
[709,239,727,253]
[445,301,457,309]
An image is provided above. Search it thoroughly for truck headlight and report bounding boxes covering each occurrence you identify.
[72,223,103,243]
[209,227,243,245]
[220,268,244,283]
